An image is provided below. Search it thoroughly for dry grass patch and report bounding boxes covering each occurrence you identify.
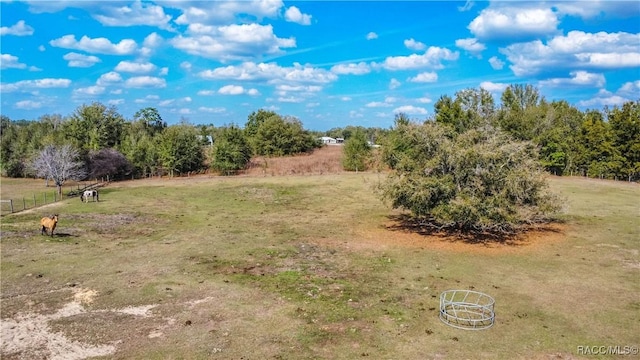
[1,173,638,359]
[243,145,344,176]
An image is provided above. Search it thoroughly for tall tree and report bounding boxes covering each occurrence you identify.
[156,124,204,177]
[120,120,159,177]
[497,84,545,141]
[608,101,640,181]
[31,145,86,194]
[210,125,252,175]
[342,129,371,172]
[245,109,278,140]
[64,102,125,151]
[133,107,166,137]
[535,100,583,175]
[434,95,466,132]
[576,110,622,178]
[252,114,319,156]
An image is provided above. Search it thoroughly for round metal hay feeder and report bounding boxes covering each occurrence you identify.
[439,289,495,330]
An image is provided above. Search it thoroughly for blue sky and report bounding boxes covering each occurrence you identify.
[1,1,639,130]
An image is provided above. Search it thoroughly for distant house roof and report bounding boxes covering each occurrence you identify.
[320,136,336,144]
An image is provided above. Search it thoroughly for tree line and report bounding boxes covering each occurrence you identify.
[1,84,638,183]
[340,84,639,182]
[0,106,321,183]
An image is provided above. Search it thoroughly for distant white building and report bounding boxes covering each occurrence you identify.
[320,137,345,145]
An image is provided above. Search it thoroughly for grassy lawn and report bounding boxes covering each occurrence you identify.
[1,174,638,359]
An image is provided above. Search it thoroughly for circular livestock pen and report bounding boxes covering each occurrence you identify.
[439,289,495,330]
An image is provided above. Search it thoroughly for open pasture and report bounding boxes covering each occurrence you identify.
[1,174,638,359]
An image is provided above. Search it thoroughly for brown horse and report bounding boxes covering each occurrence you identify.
[40,214,58,237]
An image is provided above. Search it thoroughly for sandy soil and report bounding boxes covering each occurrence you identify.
[0,287,162,360]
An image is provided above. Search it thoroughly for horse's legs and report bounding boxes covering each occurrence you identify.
[41,225,46,235]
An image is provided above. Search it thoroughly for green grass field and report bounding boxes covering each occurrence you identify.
[1,174,638,359]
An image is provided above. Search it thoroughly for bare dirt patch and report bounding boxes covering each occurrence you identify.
[325,221,569,255]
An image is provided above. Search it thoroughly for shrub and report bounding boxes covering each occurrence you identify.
[379,123,562,235]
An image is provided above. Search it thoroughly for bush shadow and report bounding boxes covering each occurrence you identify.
[385,214,564,245]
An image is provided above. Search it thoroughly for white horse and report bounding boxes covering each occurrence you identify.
[80,190,99,203]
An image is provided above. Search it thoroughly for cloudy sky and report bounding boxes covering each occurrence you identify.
[1,1,639,130]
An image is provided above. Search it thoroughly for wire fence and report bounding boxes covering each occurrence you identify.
[0,182,103,215]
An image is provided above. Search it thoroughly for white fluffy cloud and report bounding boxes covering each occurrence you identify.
[50,34,137,55]
[1,54,27,69]
[218,85,259,95]
[275,84,322,94]
[617,81,640,97]
[578,89,630,108]
[115,61,157,73]
[93,1,173,29]
[1,20,34,36]
[389,78,401,90]
[366,97,396,108]
[73,85,106,96]
[480,81,508,93]
[455,38,486,55]
[140,32,163,57]
[554,2,639,19]
[200,62,337,84]
[501,31,640,76]
[97,71,123,86]
[330,62,371,75]
[539,71,606,88]
[15,100,42,109]
[199,106,226,113]
[285,6,312,25]
[488,56,504,70]
[366,32,378,40]
[469,6,559,41]
[1,78,71,92]
[171,23,295,61]
[404,38,426,51]
[383,47,459,70]
[124,76,166,88]
[173,0,283,25]
[394,105,427,115]
[408,72,438,83]
[108,99,124,106]
[63,52,101,67]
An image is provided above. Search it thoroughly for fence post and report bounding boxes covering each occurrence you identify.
[33,194,36,208]
[44,192,47,204]
[23,197,26,211]
[9,200,13,213]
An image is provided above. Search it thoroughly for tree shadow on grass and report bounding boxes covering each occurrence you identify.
[385,214,564,245]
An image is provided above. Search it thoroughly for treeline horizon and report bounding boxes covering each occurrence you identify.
[1,84,638,181]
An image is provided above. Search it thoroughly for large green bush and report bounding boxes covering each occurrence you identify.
[379,122,562,234]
